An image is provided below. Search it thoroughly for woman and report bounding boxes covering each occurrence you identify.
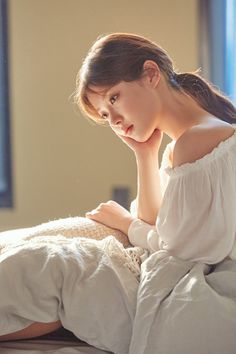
[80,32,236,262]
[1,32,236,353]
[76,32,236,353]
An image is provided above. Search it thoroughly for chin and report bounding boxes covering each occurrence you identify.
[138,137,149,143]
[135,131,154,143]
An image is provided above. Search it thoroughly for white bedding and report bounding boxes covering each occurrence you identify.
[0,235,139,354]
[1,228,236,354]
[0,339,112,353]
[129,250,236,354]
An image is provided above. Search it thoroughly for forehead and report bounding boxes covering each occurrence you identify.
[87,85,113,99]
[87,80,141,110]
[86,82,121,111]
[86,87,110,112]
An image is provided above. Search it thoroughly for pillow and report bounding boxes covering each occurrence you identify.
[0,217,132,248]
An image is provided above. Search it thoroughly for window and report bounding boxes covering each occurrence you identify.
[225,0,236,103]
[199,0,236,105]
[0,0,12,208]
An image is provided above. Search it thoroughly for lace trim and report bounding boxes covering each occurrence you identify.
[1,235,146,280]
[164,124,236,178]
[99,236,146,279]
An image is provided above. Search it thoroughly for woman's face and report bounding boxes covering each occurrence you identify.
[87,77,160,142]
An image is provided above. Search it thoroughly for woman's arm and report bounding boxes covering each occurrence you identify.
[125,128,164,225]
[86,129,164,235]
[135,151,162,225]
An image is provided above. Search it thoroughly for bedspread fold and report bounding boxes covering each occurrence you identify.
[0,235,139,354]
[1,232,236,354]
[129,250,236,354]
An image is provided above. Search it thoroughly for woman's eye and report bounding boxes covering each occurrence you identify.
[110,94,118,104]
[100,94,118,119]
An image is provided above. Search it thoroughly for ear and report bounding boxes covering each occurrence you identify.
[142,60,161,88]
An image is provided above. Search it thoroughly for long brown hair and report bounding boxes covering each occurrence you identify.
[72,32,236,125]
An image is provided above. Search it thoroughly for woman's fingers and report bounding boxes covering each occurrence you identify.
[85,201,133,234]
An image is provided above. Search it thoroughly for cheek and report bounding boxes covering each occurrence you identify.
[135,92,157,115]
[121,98,137,116]
[121,91,157,121]
[134,103,157,126]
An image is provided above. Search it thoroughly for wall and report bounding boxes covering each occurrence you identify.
[0,0,199,231]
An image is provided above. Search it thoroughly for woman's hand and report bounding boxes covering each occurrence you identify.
[86,200,135,235]
[117,128,164,158]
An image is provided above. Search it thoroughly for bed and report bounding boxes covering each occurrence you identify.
[2,217,236,353]
[0,327,112,353]
[0,217,142,354]
[0,340,111,353]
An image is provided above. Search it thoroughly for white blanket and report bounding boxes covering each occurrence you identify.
[129,250,236,354]
[0,234,139,354]
[0,339,112,354]
[1,229,236,354]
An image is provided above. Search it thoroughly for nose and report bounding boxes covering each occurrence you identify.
[108,111,123,128]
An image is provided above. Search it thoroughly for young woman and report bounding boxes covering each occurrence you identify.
[75,32,236,353]
[79,32,236,260]
[1,32,236,352]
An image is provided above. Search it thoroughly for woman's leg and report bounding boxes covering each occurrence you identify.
[0,320,62,341]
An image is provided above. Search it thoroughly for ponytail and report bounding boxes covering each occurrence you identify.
[170,71,236,124]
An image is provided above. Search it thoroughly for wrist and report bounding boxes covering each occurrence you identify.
[120,216,135,235]
[135,151,159,165]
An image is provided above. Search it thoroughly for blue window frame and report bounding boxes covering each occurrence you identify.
[0,0,12,208]
[199,0,236,106]
[225,0,236,103]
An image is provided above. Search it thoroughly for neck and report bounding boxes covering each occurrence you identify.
[156,83,214,142]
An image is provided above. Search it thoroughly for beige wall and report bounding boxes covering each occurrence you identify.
[0,0,199,231]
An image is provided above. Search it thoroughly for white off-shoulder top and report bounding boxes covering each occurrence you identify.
[128,124,236,264]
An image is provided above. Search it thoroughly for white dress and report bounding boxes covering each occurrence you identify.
[128,123,236,354]
[128,123,236,264]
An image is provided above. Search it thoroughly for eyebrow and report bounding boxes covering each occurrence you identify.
[93,89,113,113]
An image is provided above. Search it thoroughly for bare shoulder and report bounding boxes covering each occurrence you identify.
[172,120,235,168]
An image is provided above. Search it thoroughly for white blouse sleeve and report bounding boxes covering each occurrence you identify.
[127,142,173,251]
[157,153,236,264]
[128,199,159,251]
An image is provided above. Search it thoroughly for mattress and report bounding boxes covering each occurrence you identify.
[0,339,111,353]
[0,328,112,354]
